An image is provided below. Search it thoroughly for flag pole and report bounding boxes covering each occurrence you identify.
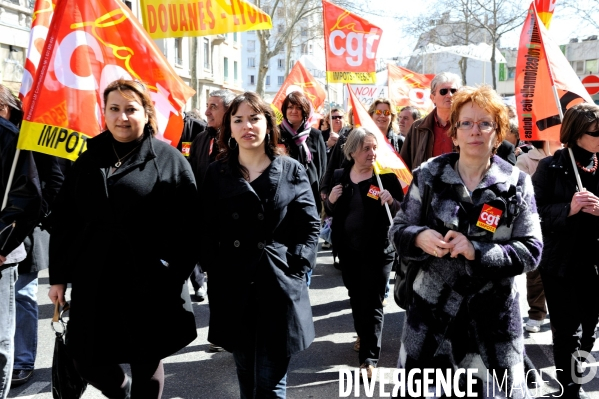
[2,149,20,210]
[533,0,584,191]
[322,0,334,131]
[374,170,393,224]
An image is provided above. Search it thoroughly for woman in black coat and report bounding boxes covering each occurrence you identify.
[48,80,198,399]
[532,104,599,399]
[324,127,403,379]
[199,92,320,398]
[278,91,327,211]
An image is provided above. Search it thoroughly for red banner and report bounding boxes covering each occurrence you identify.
[387,64,435,113]
[20,0,58,110]
[18,0,195,160]
[271,61,326,124]
[322,0,382,84]
[515,3,591,142]
[346,84,412,192]
[535,0,557,28]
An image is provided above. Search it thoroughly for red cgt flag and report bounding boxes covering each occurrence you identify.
[322,0,382,84]
[535,0,557,28]
[346,84,412,193]
[17,0,195,161]
[387,64,435,114]
[271,61,326,124]
[515,2,591,142]
[20,0,58,110]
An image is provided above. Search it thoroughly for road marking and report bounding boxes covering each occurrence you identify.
[17,381,49,398]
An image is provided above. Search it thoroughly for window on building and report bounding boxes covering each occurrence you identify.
[124,0,132,9]
[234,61,238,82]
[277,59,284,69]
[266,76,271,86]
[276,7,285,17]
[263,6,271,14]
[277,24,284,34]
[224,57,229,80]
[301,44,308,54]
[573,60,584,73]
[174,38,183,66]
[278,76,284,85]
[301,28,308,37]
[586,59,598,74]
[203,38,210,69]
[250,75,256,85]
[248,57,255,68]
[507,67,516,79]
[233,32,238,42]
[247,40,255,52]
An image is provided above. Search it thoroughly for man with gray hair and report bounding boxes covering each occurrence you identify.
[187,89,235,332]
[400,72,462,171]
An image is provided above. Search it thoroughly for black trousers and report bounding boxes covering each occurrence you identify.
[339,246,393,367]
[540,268,599,396]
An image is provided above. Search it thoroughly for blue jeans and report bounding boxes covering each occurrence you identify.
[0,265,17,399]
[232,339,291,399]
[13,271,38,371]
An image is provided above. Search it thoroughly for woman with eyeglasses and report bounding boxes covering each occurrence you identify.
[198,92,320,398]
[532,104,599,399]
[367,98,403,154]
[324,127,404,379]
[390,86,542,398]
[48,79,198,399]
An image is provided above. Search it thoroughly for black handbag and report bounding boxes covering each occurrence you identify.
[51,302,87,399]
[394,184,432,310]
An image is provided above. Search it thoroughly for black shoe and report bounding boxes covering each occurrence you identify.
[333,260,341,270]
[11,369,33,386]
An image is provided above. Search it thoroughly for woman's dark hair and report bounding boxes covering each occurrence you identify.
[218,92,283,178]
[530,140,545,149]
[281,91,311,123]
[103,79,157,136]
[560,103,599,148]
[0,84,23,127]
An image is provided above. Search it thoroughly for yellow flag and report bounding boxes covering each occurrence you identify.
[140,0,272,39]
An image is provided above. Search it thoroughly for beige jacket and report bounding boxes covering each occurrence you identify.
[515,147,549,176]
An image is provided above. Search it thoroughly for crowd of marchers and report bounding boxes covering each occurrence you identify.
[1,71,598,399]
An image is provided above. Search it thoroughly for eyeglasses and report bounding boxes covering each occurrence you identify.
[374,109,391,116]
[438,88,458,96]
[331,115,343,120]
[585,129,599,137]
[455,120,497,132]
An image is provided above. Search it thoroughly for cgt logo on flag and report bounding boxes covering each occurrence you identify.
[476,204,503,233]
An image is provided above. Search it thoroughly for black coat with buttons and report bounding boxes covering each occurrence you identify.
[199,155,320,356]
[532,148,599,278]
[49,131,198,363]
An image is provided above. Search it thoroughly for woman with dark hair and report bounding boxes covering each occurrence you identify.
[532,103,599,399]
[279,91,327,210]
[325,127,403,378]
[199,92,320,398]
[390,85,542,397]
[48,79,198,399]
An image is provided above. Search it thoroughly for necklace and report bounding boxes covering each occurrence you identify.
[112,141,142,168]
[575,153,598,173]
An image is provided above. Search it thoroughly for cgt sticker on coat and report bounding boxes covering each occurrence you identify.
[367,185,380,200]
[476,204,503,233]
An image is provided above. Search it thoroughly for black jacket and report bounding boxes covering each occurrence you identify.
[0,117,42,264]
[199,156,320,356]
[532,148,599,278]
[189,126,219,188]
[278,126,327,209]
[50,131,198,362]
[320,127,402,196]
[324,164,403,256]
[177,114,206,157]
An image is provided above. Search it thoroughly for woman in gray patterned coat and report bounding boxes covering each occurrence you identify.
[389,86,543,398]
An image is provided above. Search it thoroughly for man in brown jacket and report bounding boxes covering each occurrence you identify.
[400,72,462,171]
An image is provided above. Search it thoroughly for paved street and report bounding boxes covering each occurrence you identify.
[7,241,599,398]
